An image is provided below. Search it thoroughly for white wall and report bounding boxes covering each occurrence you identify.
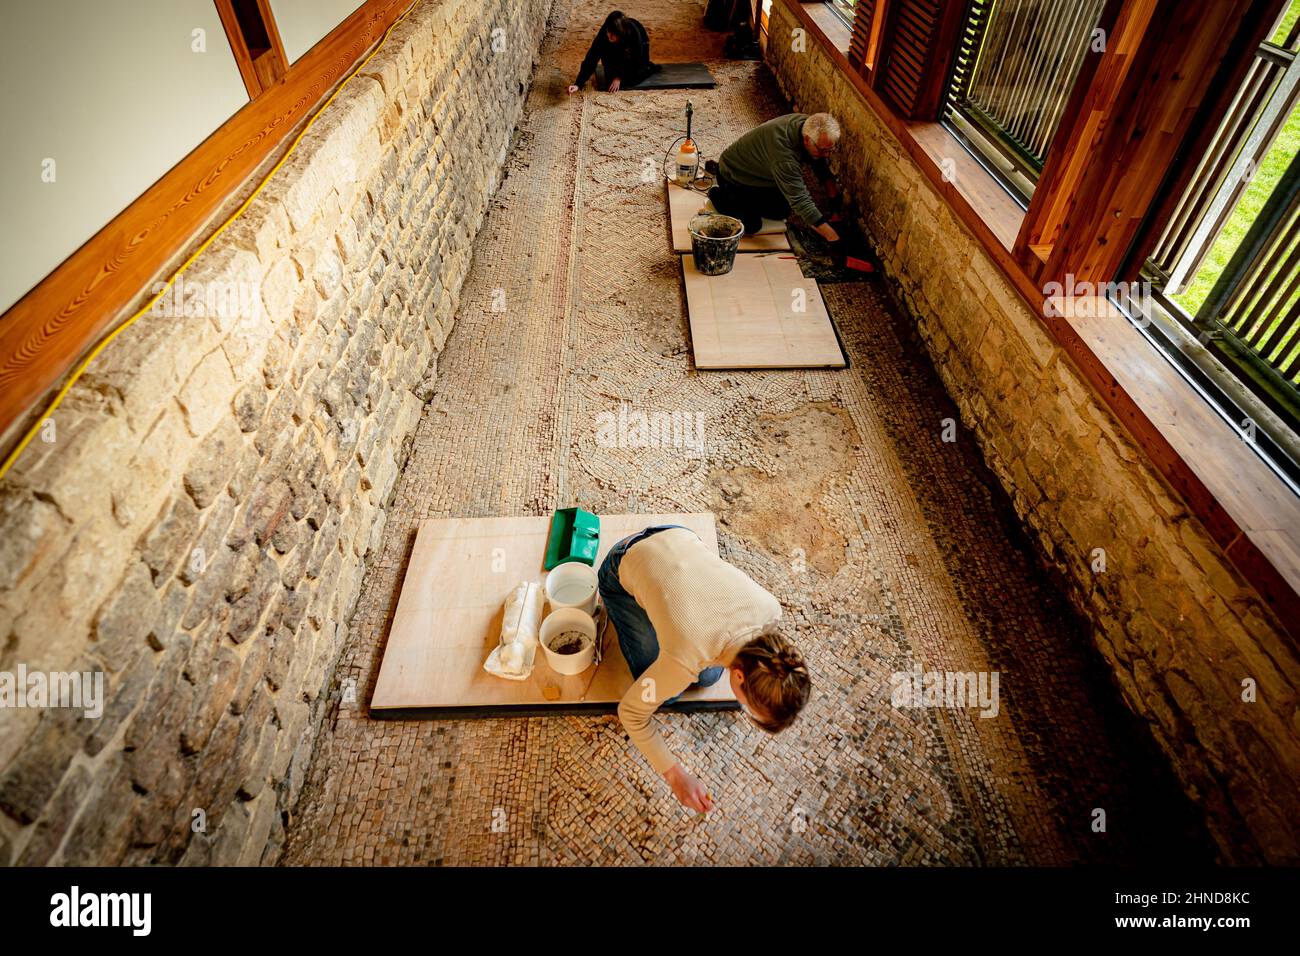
[270,0,365,64]
[0,0,249,314]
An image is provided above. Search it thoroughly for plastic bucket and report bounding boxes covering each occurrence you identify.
[545,561,598,615]
[689,213,744,276]
[538,607,597,675]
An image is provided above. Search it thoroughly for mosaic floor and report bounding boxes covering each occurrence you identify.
[281,0,1214,865]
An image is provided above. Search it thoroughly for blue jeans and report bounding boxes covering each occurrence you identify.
[597,525,724,703]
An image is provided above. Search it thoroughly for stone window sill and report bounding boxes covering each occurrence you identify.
[789,0,1300,637]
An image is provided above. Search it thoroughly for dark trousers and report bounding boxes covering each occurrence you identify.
[710,173,790,235]
[596,525,724,700]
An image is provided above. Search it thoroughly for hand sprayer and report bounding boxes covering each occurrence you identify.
[675,102,698,186]
[666,101,704,188]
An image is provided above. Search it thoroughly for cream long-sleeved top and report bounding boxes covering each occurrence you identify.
[615,528,783,774]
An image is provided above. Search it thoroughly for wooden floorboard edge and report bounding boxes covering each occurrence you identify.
[368,700,742,720]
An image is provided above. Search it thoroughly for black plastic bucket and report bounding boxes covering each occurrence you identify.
[689,214,744,276]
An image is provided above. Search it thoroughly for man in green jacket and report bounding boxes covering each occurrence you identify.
[708,112,842,243]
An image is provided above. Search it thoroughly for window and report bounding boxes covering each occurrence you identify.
[828,0,856,28]
[943,0,1107,204]
[1140,0,1300,455]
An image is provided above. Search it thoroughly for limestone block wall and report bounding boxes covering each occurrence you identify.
[0,0,551,866]
[766,2,1299,863]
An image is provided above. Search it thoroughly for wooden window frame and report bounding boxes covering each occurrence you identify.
[0,0,414,461]
[1018,0,1282,290]
[790,0,1300,641]
[215,0,291,98]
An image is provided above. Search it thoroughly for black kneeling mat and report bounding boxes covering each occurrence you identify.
[629,62,716,88]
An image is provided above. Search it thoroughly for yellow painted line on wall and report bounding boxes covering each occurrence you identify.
[0,1,417,482]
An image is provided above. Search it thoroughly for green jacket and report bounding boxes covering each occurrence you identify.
[718,113,832,226]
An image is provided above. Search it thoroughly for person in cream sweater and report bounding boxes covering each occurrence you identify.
[597,525,812,812]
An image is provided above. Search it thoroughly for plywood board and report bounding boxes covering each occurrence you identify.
[682,252,848,369]
[667,179,790,253]
[371,513,738,717]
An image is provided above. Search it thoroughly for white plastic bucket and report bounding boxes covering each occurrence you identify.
[538,607,597,675]
[545,561,598,615]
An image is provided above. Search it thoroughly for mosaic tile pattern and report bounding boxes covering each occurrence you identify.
[282,0,1215,866]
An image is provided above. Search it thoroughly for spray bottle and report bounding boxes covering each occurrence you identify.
[675,102,698,186]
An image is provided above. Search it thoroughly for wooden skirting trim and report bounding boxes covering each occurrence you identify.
[0,0,414,461]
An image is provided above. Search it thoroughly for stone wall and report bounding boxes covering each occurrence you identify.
[766,1,1300,863]
[0,0,551,866]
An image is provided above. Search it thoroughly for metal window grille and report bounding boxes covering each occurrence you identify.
[944,0,1106,201]
[1143,6,1300,429]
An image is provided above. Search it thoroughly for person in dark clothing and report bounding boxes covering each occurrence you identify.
[708,112,843,241]
[567,11,659,93]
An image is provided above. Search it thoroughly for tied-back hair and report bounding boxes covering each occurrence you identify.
[603,10,629,39]
[734,629,811,732]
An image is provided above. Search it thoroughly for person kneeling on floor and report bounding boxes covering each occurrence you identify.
[709,112,843,245]
[568,10,660,94]
[600,525,811,812]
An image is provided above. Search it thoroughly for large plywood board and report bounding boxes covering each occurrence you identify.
[667,179,790,253]
[370,513,738,717]
[682,253,848,369]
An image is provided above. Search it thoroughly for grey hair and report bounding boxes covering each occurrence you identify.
[804,112,841,147]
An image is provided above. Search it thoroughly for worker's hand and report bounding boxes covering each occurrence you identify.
[567,84,579,94]
[815,222,841,244]
[608,77,621,92]
[664,763,714,813]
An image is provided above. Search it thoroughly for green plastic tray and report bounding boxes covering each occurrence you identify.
[543,507,600,570]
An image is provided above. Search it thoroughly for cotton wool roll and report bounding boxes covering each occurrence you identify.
[500,581,543,648]
[500,640,526,673]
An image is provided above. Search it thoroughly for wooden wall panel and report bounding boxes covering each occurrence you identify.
[846,0,878,71]
[874,0,964,119]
